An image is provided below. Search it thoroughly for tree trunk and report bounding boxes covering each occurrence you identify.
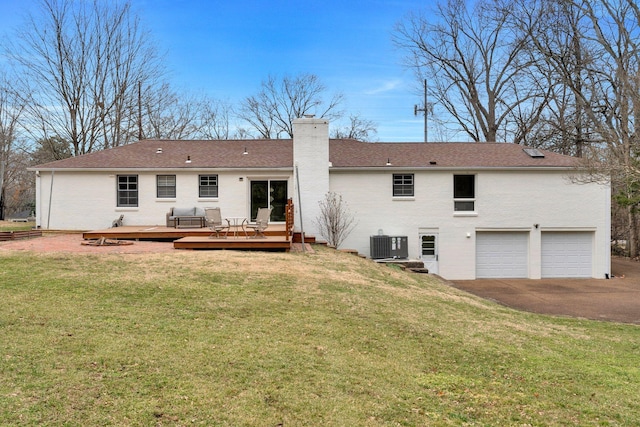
[0,188,4,220]
[628,207,638,258]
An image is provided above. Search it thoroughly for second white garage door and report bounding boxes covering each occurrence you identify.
[476,232,529,278]
[542,232,593,278]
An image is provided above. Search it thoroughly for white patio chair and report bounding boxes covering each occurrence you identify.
[247,207,272,238]
[204,208,229,238]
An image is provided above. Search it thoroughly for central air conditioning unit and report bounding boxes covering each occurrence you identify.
[371,235,391,259]
[370,235,408,259]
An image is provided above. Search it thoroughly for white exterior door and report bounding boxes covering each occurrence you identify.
[476,232,529,278]
[542,232,593,278]
[420,233,438,274]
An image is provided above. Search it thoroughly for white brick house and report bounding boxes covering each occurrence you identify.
[30,117,611,280]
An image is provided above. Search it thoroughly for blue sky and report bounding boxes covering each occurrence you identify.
[1,0,429,141]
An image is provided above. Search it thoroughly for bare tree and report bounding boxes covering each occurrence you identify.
[516,0,598,156]
[0,73,25,220]
[576,0,640,257]
[523,0,640,256]
[394,0,550,143]
[315,192,357,249]
[141,83,204,140]
[331,114,378,141]
[7,0,164,155]
[3,149,34,219]
[30,136,73,164]
[139,85,237,140]
[199,99,234,140]
[239,73,344,139]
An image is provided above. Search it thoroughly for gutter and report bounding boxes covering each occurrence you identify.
[27,167,295,173]
[328,166,581,172]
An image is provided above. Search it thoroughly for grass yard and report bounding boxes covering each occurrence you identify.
[0,220,36,232]
[1,246,639,426]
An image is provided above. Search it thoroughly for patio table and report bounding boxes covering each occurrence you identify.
[226,217,248,238]
[175,216,205,228]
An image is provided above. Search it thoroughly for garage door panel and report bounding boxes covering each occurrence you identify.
[542,232,592,278]
[476,232,528,278]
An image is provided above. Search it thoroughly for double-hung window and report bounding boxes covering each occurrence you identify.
[199,174,218,198]
[393,174,414,197]
[157,175,176,198]
[454,174,475,211]
[117,175,138,207]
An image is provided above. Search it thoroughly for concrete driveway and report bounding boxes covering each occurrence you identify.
[450,257,640,324]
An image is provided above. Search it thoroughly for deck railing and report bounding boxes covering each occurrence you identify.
[285,198,294,241]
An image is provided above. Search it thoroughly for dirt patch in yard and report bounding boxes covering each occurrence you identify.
[0,233,175,254]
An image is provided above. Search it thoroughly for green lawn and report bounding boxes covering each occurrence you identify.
[0,220,36,231]
[1,246,638,426]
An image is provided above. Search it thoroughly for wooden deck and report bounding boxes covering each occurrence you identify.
[82,224,293,251]
[83,199,301,252]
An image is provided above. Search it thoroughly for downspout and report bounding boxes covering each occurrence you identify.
[47,170,54,229]
[295,164,306,252]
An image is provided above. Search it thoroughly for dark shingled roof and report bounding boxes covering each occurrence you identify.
[31,138,579,170]
[329,139,578,168]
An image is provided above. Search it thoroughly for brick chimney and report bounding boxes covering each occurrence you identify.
[292,116,330,238]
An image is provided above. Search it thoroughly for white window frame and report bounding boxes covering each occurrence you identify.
[117,175,138,207]
[199,174,219,198]
[156,175,176,198]
[453,174,475,212]
[393,173,414,197]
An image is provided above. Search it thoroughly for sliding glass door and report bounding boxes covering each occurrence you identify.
[250,180,288,222]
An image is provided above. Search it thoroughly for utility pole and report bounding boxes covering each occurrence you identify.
[137,81,143,141]
[414,79,430,142]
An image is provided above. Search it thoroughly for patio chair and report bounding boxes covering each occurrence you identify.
[247,207,272,238]
[204,208,229,238]
[111,214,124,228]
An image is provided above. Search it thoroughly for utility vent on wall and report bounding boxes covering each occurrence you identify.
[370,235,408,259]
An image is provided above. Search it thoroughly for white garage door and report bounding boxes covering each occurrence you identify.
[542,232,592,278]
[476,232,529,278]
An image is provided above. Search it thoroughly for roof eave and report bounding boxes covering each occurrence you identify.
[329,166,580,172]
[29,166,294,173]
